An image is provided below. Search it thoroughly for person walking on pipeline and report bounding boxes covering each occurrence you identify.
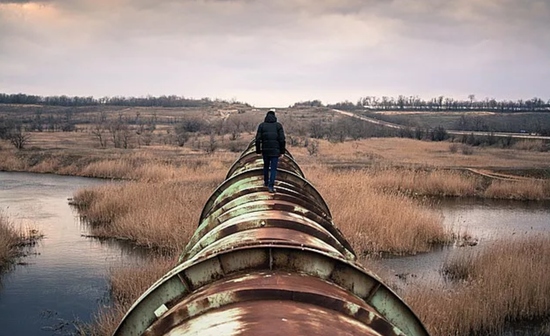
[255,109,286,193]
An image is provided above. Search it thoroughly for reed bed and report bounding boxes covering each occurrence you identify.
[76,155,231,182]
[0,216,20,270]
[368,168,479,197]
[0,151,26,171]
[484,179,549,200]
[74,181,218,252]
[79,257,175,336]
[73,155,228,252]
[73,162,453,256]
[406,237,550,336]
[0,215,41,270]
[306,166,452,255]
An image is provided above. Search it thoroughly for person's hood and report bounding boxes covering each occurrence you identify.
[265,111,277,123]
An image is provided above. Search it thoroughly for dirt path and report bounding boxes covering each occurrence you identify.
[465,168,532,181]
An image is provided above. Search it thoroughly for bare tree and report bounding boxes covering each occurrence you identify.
[120,125,132,149]
[206,133,217,153]
[91,123,107,148]
[9,129,31,150]
[468,94,476,108]
[108,121,124,148]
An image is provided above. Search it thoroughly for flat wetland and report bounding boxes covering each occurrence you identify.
[1,104,549,335]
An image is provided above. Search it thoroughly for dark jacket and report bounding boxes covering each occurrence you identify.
[255,112,286,157]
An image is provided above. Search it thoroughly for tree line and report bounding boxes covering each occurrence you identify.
[294,95,550,113]
[0,93,246,108]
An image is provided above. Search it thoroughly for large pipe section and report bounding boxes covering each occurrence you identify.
[113,141,430,336]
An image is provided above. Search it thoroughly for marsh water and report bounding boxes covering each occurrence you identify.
[0,172,548,336]
[0,172,147,336]
[374,198,550,288]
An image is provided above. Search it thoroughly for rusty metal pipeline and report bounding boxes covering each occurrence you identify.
[113,141,430,336]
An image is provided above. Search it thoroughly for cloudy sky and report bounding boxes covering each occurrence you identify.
[0,0,549,106]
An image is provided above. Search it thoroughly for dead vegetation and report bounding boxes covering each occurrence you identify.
[78,257,175,336]
[307,166,453,255]
[0,214,41,271]
[406,237,550,336]
[1,106,549,335]
[74,181,217,252]
[484,179,549,200]
[73,162,454,256]
[0,216,20,269]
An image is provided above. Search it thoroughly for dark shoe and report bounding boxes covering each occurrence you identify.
[268,187,275,193]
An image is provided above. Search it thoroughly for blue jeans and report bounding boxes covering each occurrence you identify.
[262,154,279,188]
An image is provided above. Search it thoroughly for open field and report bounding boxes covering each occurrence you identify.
[364,110,550,135]
[406,237,550,336]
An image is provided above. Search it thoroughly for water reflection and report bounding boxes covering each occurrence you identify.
[0,172,148,336]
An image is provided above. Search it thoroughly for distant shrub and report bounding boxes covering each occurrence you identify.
[461,145,474,155]
[307,139,319,156]
[511,140,547,152]
[228,141,244,153]
[449,143,459,153]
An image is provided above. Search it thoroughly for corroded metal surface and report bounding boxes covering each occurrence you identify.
[113,141,430,336]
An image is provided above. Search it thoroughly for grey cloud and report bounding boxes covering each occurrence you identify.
[0,0,48,2]
[0,0,548,105]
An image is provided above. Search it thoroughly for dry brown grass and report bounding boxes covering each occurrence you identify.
[484,179,550,200]
[79,256,175,336]
[28,157,61,173]
[0,214,41,271]
[406,237,550,336]
[512,140,547,152]
[73,161,453,256]
[0,150,26,171]
[0,215,20,270]
[73,156,227,251]
[74,181,218,252]
[291,138,550,169]
[306,166,452,255]
[368,168,479,197]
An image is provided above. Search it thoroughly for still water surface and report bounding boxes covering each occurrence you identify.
[0,172,145,336]
[374,198,550,287]
[0,172,548,336]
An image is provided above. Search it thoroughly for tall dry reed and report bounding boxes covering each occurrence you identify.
[72,155,229,251]
[306,166,452,255]
[79,257,175,336]
[0,216,19,269]
[484,179,549,200]
[369,168,479,197]
[0,215,41,270]
[74,181,217,252]
[0,151,26,171]
[406,237,550,335]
